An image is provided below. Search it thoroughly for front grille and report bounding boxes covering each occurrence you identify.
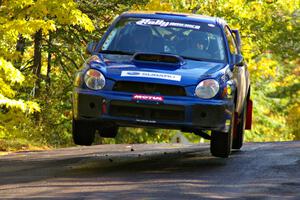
[113,81,186,96]
[109,101,185,122]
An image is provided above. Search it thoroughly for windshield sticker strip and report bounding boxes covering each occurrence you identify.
[121,71,181,81]
[136,19,201,30]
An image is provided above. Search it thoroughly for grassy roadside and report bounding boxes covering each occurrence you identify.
[0,139,51,155]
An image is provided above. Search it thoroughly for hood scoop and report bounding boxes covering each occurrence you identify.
[132,53,185,67]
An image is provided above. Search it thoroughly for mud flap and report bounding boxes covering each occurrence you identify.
[245,99,253,130]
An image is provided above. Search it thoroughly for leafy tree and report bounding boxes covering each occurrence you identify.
[0,0,94,149]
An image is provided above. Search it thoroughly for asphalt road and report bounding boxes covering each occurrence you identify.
[0,141,299,199]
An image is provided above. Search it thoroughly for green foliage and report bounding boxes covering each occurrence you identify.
[0,0,94,150]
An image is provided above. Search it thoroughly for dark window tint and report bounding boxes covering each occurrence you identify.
[100,17,227,63]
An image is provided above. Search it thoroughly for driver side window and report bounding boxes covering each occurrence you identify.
[225,26,238,55]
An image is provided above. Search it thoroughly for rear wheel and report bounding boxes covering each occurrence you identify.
[232,101,247,149]
[72,119,95,145]
[98,126,118,138]
[210,106,235,158]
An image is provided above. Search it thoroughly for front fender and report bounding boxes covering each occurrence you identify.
[235,66,249,115]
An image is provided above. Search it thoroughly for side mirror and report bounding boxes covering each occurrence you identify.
[233,54,244,66]
[232,29,242,52]
[86,41,97,55]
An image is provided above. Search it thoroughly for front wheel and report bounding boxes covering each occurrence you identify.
[98,126,118,138]
[210,108,235,158]
[210,131,232,158]
[232,101,247,149]
[72,119,95,145]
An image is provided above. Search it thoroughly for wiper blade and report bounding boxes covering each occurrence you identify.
[99,50,134,55]
[181,56,205,61]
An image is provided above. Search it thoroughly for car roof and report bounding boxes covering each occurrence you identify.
[120,11,227,27]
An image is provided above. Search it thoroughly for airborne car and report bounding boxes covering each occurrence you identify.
[72,12,252,158]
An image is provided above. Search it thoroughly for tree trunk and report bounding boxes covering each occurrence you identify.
[16,34,26,54]
[33,29,42,97]
[15,34,26,69]
[46,32,52,87]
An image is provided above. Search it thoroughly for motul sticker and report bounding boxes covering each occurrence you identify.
[132,94,164,102]
[121,71,181,81]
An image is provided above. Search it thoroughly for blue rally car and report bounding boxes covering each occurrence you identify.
[72,12,253,157]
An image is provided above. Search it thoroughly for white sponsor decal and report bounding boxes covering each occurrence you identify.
[132,94,164,102]
[121,71,181,81]
[136,119,157,123]
[136,19,201,30]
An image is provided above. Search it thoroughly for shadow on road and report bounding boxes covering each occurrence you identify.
[0,147,233,185]
[1,142,300,199]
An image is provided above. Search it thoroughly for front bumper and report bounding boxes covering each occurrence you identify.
[73,88,234,132]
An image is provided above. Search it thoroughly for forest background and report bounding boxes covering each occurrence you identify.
[0,0,299,151]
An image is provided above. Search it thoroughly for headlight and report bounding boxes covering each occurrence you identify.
[84,69,105,90]
[195,79,219,99]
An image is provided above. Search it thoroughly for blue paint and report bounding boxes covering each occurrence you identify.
[73,12,250,133]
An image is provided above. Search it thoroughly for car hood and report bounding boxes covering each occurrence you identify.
[95,59,226,86]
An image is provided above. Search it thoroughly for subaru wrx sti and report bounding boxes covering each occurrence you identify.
[72,12,252,157]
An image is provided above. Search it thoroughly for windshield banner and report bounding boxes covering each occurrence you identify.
[136,19,201,30]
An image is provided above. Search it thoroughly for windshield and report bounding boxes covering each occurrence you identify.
[100,17,226,62]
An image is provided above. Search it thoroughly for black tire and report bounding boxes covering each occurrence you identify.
[210,107,235,158]
[210,131,232,158]
[232,101,247,149]
[98,126,118,138]
[72,119,95,145]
